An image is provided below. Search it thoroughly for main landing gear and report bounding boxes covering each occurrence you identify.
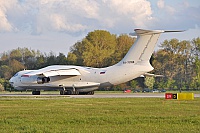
[59,90,79,95]
[31,89,94,95]
[60,85,94,95]
[59,90,94,95]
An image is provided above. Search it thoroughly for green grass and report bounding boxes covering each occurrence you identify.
[0,97,200,133]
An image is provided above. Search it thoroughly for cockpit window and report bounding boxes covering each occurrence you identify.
[14,73,19,77]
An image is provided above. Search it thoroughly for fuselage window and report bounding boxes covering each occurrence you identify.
[14,73,19,77]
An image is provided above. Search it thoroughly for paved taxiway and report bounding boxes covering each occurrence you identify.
[0,93,200,98]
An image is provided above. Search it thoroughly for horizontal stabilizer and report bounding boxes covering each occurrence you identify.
[140,73,164,77]
[129,29,164,36]
[129,29,184,36]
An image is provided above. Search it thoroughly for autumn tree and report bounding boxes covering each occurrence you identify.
[144,77,155,89]
[109,34,135,65]
[153,39,193,90]
[82,30,117,67]
[129,80,138,89]
[67,30,135,67]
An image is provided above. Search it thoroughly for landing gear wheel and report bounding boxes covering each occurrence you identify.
[74,90,79,95]
[90,91,94,95]
[79,92,86,95]
[60,90,80,95]
[32,91,40,95]
[66,90,73,95]
[60,90,64,95]
[87,91,94,95]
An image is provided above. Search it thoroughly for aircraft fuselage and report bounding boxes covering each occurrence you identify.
[9,60,153,92]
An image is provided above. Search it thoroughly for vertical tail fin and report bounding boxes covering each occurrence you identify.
[118,29,164,65]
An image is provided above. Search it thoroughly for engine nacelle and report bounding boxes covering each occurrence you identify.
[21,76,50,84]
[37,77,50,84]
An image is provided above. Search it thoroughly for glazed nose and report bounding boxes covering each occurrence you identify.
[9,77,14,87]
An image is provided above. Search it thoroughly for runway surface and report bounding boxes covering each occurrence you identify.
[0,93,200,98]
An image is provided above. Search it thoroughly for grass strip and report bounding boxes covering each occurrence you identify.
[0,98,200,133]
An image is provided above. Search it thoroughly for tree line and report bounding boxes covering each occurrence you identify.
[153,38,200,91]
[0,30,200,91]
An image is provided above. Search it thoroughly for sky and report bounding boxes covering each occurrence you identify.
[0,0,200,55]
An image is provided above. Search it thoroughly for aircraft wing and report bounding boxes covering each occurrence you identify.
[40,69,81,77]
[23,65,84,77]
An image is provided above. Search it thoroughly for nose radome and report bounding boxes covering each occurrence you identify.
[9,77,12,83]
[9,77,14,87]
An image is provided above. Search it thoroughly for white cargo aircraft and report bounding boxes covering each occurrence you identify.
[9,29,182,95]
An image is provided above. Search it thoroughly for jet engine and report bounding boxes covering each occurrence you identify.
[37,77,50,84]
[21,76,50,84]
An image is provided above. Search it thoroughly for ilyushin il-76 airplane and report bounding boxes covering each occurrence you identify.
[9,29,182,95]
